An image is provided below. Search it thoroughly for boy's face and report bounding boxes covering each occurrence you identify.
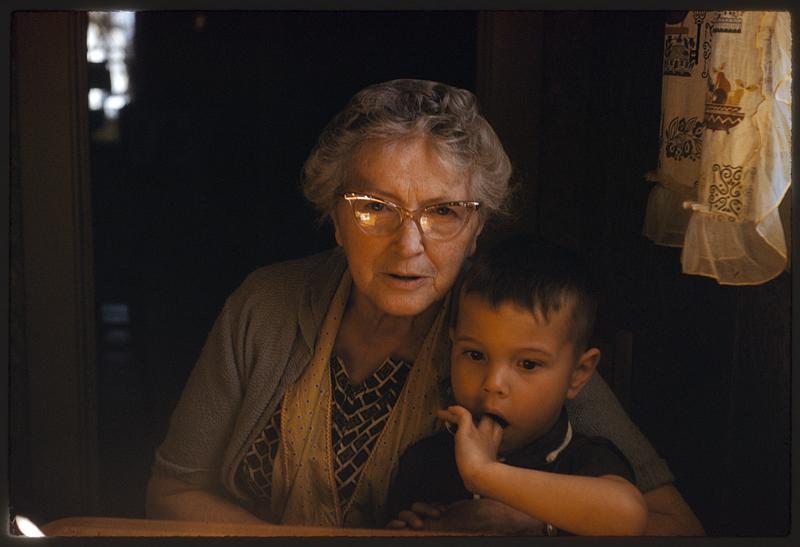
[449,292,599,454]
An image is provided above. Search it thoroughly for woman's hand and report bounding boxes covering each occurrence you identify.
[437,405,503,493]
[386,502,447,530]
[388,499,545,535]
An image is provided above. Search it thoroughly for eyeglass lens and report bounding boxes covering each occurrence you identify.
[349,197,473,239]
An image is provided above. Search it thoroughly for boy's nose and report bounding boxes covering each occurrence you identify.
[482,363,509,396]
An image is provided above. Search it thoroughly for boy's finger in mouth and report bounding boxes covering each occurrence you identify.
[476,412,509,429]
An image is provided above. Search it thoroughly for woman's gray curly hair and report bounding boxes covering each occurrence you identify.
[301,79,512,221]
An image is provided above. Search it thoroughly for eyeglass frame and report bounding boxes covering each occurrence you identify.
[340,192,482,241]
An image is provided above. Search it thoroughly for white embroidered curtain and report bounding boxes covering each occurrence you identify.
[644,11,791,285]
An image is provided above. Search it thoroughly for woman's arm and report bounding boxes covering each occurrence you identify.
[567,374,704,535]
[146,297,247,522]
[146,276,269,522]
[567,374,673,489]
[145,474,267,524]
[146,255,341,523]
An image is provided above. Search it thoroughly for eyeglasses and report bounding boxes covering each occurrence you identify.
[341,192,481,241]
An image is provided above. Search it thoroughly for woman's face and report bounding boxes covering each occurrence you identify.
[332,137,483,318]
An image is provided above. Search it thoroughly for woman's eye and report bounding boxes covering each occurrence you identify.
[519,360,540,370]
[465,350,485,361]
[433,206,454,216]
[367,201,386,212]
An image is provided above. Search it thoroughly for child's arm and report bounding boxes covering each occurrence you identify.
[439,405,648,536]
[385,431,545,534]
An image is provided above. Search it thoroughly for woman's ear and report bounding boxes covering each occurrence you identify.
[331,211,343,247]
[566,347,601,399]
[467,218,485,257]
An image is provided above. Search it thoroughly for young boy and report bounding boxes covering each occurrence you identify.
[386,235,648,536]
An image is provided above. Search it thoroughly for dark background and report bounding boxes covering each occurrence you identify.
[9,11,791,537]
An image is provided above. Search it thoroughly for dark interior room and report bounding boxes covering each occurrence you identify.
[9,10,792,537]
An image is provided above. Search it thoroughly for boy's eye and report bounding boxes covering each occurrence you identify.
[519,360,541,370]
[465,350,485,361]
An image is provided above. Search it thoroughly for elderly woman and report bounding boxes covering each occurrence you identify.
[146,79,702,534]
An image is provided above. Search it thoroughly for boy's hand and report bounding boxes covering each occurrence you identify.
[386,502,447,530]
[437,405,503,493]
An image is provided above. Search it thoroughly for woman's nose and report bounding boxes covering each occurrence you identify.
[393,215,425,255]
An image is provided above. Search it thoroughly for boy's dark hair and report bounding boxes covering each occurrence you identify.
[459,234,598,352]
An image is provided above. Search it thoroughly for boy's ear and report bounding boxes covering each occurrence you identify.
[566,347,601,400]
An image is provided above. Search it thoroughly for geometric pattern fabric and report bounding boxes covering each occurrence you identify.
[330,355,412,513]
[235,354,412,516]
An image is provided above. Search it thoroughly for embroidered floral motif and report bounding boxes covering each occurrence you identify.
[664,116,704,161]
[708,164,750,219]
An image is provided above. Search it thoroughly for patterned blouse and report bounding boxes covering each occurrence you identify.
[236,354,413,514]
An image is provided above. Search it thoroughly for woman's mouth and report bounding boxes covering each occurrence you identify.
[383,273,427,289]
[389,273,421,280]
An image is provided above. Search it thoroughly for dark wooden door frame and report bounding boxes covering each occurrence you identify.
[475,11,543,246]
[12,11,99,521]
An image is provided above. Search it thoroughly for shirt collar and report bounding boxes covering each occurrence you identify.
[501,407,573,469]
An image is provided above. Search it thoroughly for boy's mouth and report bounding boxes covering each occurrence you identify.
[479,412,509,429]
[444,412,509,434]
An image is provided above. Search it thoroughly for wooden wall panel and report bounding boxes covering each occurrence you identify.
[475,11,543,246]
[12,11,98,521]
